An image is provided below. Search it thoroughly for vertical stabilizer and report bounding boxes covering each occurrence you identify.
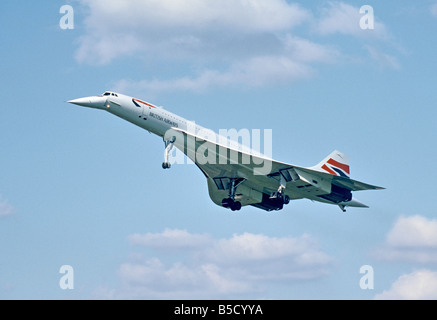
[312,150,350,178]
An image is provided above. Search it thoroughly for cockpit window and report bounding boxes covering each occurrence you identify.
[102,91,118,97]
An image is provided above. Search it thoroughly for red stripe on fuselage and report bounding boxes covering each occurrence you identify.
[133,98,156,109]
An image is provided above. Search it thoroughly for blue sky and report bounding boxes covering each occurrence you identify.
[1,0,437,299]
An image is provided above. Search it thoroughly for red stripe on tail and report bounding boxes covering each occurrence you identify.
[327,158,350,174]
[322,164,337,175]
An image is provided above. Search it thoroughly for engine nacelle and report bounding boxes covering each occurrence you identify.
[251,193,287,212]
[319,184,352,203]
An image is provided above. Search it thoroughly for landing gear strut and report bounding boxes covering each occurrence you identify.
[265,173,290,211]
[338,204,347,212]
[268,191,290,211]
[162,136,175,169]
[272,192,290,204]
[221,178,245,211]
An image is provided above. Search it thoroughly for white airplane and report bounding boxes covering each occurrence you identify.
[68,91,383,212]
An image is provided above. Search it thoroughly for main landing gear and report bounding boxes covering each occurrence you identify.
[268,191,290,211]
[221,178,245,212]
[221,198,242,211]
[162,136,175,169]
[262,173,290,211]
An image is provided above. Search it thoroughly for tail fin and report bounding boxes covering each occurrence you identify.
[312,150,350,178]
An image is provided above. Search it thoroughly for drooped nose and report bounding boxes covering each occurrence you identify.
[68,96,106,109]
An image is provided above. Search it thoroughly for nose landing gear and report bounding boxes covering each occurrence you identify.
[162,136,175,169]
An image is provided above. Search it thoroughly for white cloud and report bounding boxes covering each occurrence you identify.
[76,0,310,65]
[386,215,437,248]
[316,2,361,36]
[374,215,437,263]
[315,2,388,39]
[80,0,308,33]
[75,33,141,66]
[366,46,400,70]
[114,258,251,299]
[374,270,437,300]
[114,54,315,94]
[113,35,340,94]
[97,229,332,299]
[0,196,14,217]
[207,233,330,273]
[128,228,212,249]
[74,0,342,93]
[75,1,397,94]
[282,35,339,63]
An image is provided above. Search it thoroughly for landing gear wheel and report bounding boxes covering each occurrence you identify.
[231,201,242,211]
[162,162,171,169]
[222,198,241,211]
[283,195,290,205]
[221,198,232,208]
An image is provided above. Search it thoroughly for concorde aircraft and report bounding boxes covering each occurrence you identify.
[68,91,383,212]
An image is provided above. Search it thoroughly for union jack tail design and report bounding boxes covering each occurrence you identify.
[313,150,350,178]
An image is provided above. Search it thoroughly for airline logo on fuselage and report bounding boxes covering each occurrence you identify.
[132,98,178,128]
[132,98,156,109]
